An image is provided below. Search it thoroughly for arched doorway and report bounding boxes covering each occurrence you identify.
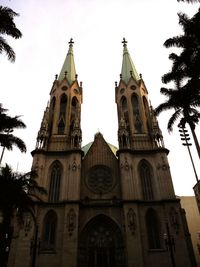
[78,215,126,267]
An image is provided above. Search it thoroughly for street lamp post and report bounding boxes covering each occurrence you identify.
[164,222,176,267]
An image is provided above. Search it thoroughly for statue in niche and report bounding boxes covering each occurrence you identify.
[169,207,180,234]
[67,209,76,236]
[127,208,137,235]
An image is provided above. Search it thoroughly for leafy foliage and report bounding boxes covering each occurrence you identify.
[0,5,22,62]
[0,103,26,153]
[155,81,200,131]
[162,11,200,84]
[0,164,46,224]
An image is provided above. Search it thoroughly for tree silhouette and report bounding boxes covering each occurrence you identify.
[0,5,22,62]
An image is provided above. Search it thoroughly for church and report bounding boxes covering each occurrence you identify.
[8,39,196,267]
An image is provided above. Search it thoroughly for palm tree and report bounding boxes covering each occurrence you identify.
[0,5,22,62]
[154,80,200,159]
[162,10,200,84]
[0,104,26,164]
[0,164,46,267]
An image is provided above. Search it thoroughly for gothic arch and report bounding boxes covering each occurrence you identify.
[41,210,57,251]
[146,208,161,249]
[138,159,154,200]
[48,160,62,202]
[49,96,56,133]
[72,96,79,114]
[59,93,67,117]
[120,96,128,127]
[58,94,67,134]
[120,96,127,112]
[78,214,126,267]
[143,96,150,130]
[131,93,142,133]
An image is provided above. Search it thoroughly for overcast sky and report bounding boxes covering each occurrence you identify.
[0,0,200,196]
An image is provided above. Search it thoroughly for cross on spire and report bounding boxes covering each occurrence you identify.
[122,38,127,47]
[68,38,74,47]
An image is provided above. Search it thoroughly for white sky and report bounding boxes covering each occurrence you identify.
[0,0,200,196]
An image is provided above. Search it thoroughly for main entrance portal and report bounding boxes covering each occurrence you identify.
[78,215,126,267]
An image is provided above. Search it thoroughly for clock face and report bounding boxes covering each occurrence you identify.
[87,165,113,193]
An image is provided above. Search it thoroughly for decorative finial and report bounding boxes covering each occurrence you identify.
[130,70,133,77]
[139,73,142,79]
[122,38,127,47]
[75,74,78,79]
[68,38,74,47]
[115,81,118,87]
[64,71,67,78]
[80,81,82,87]
[55,74,58,80]
[120,74,122,79]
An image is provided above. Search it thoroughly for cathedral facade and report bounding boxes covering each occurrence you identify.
[8,39,196,267]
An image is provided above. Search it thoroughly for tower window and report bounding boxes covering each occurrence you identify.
[72,96,78,114]
[131,94,142,133]
[42,210,57,251]
[143,96,150,130]
[58,118,65,134]
[120,96,129,128]
[146,209,161,249]
[49,161,62,202]
[121,96,127,112]
[49,97,56,133]
[139,160,154,200]
[60,94,67,117]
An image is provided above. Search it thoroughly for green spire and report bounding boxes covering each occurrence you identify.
[58,38,76,84]
[121,38,140,83]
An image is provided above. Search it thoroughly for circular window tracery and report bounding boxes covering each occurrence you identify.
[86,165,113,193]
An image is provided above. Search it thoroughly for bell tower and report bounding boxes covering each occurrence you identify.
[36,38,82,151]
[114,39,195,267]
[116,38,163,150]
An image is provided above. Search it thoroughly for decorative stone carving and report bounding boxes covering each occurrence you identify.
[157,156,169,171]
[169,207,180,234]
[24,214,32,236]
[86,165,113,194]
[127,208,137,235]
[120,157,131,171]
[68,158,80,171]
[67,209,76,236]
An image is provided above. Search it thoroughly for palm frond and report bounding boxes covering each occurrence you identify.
[0,36,15,62]
[167,109,182,132]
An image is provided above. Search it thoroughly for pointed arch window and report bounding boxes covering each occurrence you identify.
[59,94,67,117]
[58,118,65,134]
[146,209,161,249]
[49,161,62,202]
[71,96,78,116]
[49,97,56,133]
[143,96,150,130]
[131,94,142,133]
[120,96,128,125]
[139,160,154,200]
[42,210,57,250]
[57,94,67,134]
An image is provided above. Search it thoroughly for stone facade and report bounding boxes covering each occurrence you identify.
[8,40,196,267]
[180,196,200,267]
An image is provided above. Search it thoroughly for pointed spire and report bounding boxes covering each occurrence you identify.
[58,38,77,84]
[121,38,140,83]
